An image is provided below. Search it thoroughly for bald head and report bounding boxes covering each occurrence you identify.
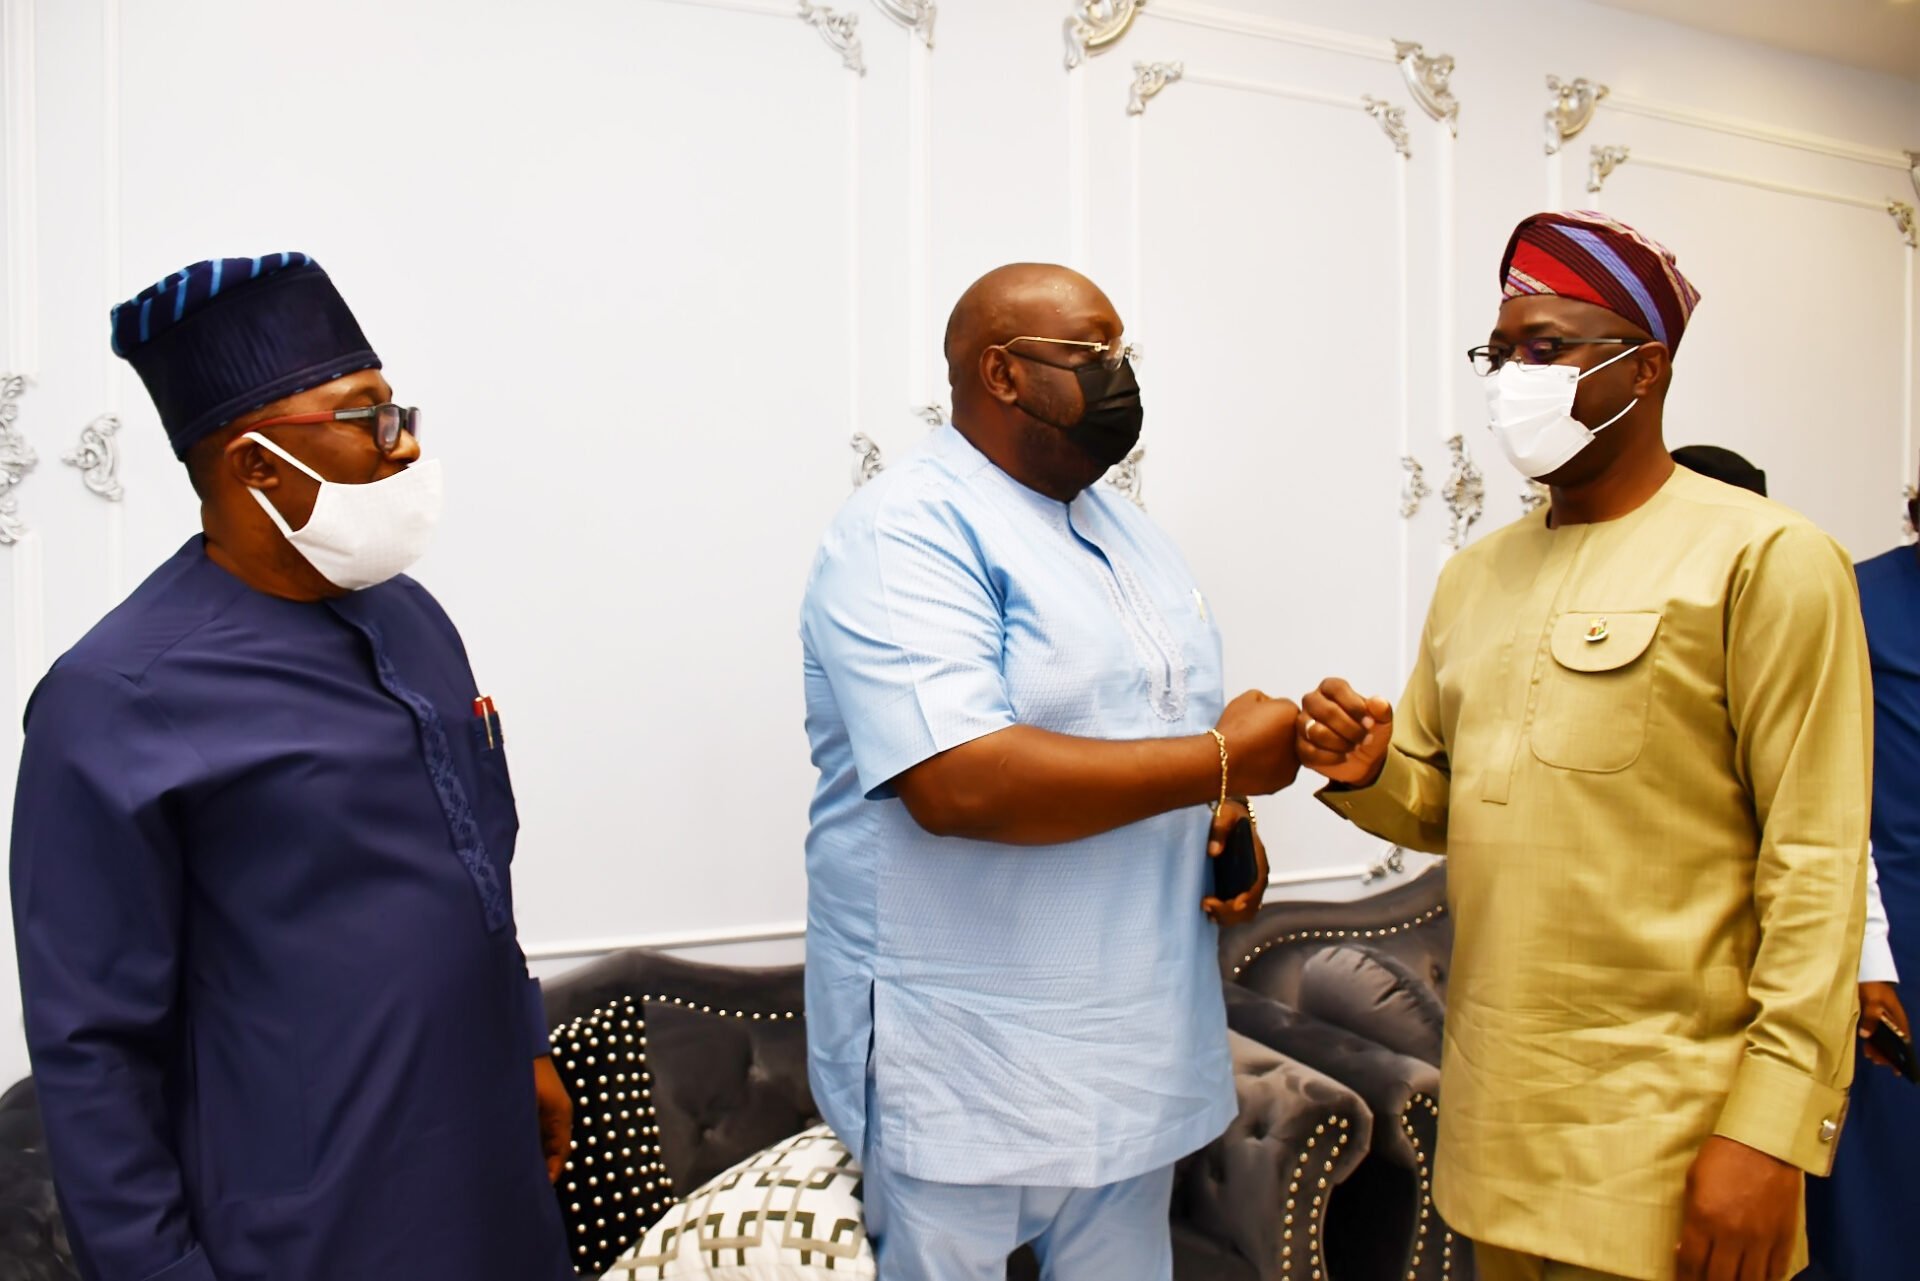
[939,263,1130,503]
[944,264,1119,396]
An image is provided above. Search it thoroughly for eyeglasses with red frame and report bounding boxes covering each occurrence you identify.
[248,403,421,455]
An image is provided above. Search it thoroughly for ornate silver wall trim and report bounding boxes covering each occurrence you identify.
[798,1,866,74]
[1398,456,1429,518]
[1362,845,1406,883]
[1362,96,1412,158]
[1441,433,1483,551]
[0,374,38,545]
[850,432,885,487]
[1545,75,1608,156]
[1064,0,1145,71]
[1392,41,1457,135]
[1587,144,1630,194]
[63,413,124,501]
[1889,201,1917,248]
[1128,61,1182,115]
[870,0,934,47]
[917,402,947,428]
[1105,446,1145,507]
[1519,479,1549,514]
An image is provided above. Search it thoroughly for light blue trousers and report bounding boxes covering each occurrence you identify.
[861,1127,1175,1281]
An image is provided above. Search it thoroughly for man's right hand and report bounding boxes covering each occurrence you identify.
[1860,981,1911,1073]
[1214,691,1301,795]
[1298,677,1394,787]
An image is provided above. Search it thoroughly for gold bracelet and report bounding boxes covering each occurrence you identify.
[1207,729,1229,812]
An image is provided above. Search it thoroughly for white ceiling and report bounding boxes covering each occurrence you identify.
[1584,0,1920,81]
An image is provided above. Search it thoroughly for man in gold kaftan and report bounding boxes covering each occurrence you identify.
[1298,212,1870,1281]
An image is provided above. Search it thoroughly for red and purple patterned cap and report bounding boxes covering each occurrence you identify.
[1500,211,1702,351]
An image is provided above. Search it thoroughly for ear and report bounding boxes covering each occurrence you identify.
[977,347,1022,407]
[226,435,280,490]
[1630,342,1670,398]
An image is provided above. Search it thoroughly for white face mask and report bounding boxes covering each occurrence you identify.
[244,432,443,591]
[1483,343,1641,480]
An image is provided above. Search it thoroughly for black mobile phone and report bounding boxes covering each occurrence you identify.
[1867,1017,1920,1085]
[1212,817,1260,902]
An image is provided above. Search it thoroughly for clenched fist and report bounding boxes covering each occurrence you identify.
[1297,677,1394,787]
[1213,691,1301,796]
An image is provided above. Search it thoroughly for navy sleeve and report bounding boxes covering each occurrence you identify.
[9,664,215,1281]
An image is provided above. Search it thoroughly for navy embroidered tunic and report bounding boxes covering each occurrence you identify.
[10,537,573,1281]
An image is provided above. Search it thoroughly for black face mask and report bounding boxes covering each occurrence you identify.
[1020,357,1143,469]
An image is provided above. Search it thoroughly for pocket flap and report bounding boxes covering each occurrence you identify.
[1549,611,1661,672]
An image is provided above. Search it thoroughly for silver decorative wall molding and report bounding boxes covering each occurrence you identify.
[917,403,947,428]
[1392,41,1457,135]
[850,432,885,487]
[0,375,38,545]
[1587,148,1919,247]
[1586,143,1630,193]
[1441,433,1483,551]
[1890,201,1917,249]
[1363,845,1406,883]
[1128,61,1182,115]
[1105,446,1145,507]
[62,414,124,502]
[1519,479,1549,514]
[1398,456,1428,518]
[1544,75,1607,156]
[798,1,866,73]
[870,0,933,47]
[1362,96,1411,158]
[1065,0,1145,71]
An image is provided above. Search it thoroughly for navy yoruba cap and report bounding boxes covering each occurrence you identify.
[111,252,381,459]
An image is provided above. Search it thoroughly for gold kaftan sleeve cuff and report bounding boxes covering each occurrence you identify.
[1314,751,1446,854]
[1713,1053,1850,1176]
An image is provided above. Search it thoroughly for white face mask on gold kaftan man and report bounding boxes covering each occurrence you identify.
[1483,341,1642,479]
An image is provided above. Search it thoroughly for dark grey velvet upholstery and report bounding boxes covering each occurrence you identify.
[1218,864,1472,1281]
[541,949,817,1200]
[1219,864,1454,1011]
[1296,945,1447,1066]
[0,1081,77,1280]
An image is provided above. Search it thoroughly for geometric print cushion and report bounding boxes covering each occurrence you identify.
[550,996,678,1275]
[602,1124,872,1280]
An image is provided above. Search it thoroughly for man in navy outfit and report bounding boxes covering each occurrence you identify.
[9,253,575,1280]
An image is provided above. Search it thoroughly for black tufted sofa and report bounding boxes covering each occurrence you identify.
[535,863,1462,1281]
[0,865,1460,1281]
[1218,865,1469,1281]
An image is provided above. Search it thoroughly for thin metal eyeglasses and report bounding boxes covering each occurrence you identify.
[991,335,1139,372]
[1467,337,1642,377]
[248,403,421,455]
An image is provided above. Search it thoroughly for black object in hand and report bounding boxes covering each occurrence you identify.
[1868,1017,1920,1084]
[1212,817,1260,901]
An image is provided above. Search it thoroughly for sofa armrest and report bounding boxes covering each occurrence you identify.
[1225,988,1465,1281]
[1175,1032,1372,1281]
[1224,986,1437,1170]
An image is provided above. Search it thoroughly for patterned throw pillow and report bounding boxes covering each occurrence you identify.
[551,997,678,1275]
[602,1125,872,1280]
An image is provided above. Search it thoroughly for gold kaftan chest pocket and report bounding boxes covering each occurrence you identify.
[1528,611,1661,774]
